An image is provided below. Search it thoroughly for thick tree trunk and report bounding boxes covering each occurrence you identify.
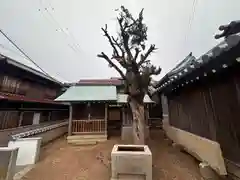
[129,99,146,145]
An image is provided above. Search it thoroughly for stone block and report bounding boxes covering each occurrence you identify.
[162,118,227,175]
[199,162,221,180]
[0,147,18,180]
[111,144,152,180]
[8,137,42,166]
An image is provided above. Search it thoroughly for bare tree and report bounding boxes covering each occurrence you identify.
[97,6,161,144]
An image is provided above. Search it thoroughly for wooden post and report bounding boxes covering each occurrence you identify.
[145,104,150,141]
[32,112,41,125]
[147,104,150,125]
[68,104,73,136]
[87,102,91,120]
[122,106,125,126]
[105,103,108,136]
[48,112,52,121]
[18,111,24,127]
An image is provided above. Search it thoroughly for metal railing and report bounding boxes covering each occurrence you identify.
[72,119,106,134]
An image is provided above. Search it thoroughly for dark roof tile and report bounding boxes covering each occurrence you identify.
[156,30,240,93]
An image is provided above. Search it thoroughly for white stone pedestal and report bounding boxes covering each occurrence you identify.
[111,144,152,180]
[0,147,18,180]
[8,137,42,166]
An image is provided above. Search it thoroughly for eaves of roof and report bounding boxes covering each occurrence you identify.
[0,92,67,105]
[77,78,124,86]
[156,32,240,94]
[0,54,63,86]
[55,85,117,102]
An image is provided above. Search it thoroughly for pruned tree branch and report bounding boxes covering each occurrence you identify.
[134,48,140,61]
[150,66,161,75]
[138,44,157,66]
[111,36,124,57]
[97,52,126,79]
[101,25,128,68]
[101,25,120,57]
[97,6,162,145]
[117,18,133,59]
[142,66,161,78]
[98,6,161,103]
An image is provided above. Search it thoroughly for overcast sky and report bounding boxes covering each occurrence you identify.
[0,0,239,83]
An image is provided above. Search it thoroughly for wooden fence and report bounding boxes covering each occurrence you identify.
[168,72,240,164]
[72,119,106,134]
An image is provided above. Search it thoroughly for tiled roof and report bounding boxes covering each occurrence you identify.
[0,92,63,104]
[155,53,197,88]
[55,85,117,102]
[156,31,240,94]
[77,78,123,86]
[0,52,62,86]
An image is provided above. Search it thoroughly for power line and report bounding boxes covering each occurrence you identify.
[38,1,97,64]
[47,3,83,52]
[184,0,198,47]
[0,31,70,82]
[39,0,83,54]
[37,4,80,55]
[0,29,57,80]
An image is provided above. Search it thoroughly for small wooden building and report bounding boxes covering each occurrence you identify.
[56,85,116,139]
[0,53,68,127]
[155,30,240,177]
[55,78,159,144]
[0,52,69,145]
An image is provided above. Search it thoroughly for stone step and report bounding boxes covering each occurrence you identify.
[117,174,145,180]
[67,138,107,144]
[67,135,107,140]
[68,140,97,146]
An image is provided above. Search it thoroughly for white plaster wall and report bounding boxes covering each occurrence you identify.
[0,147,18,180]
[8,137,42,166]
[162,117,227,175]
[32,113,41,125]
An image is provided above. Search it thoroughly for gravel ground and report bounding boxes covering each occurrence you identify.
[22,130,202,180]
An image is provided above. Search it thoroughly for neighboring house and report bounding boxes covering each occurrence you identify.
[0,53,68,131]
[55,77,162,144]
[155,31,240,177]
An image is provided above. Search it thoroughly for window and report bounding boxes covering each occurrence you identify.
[18,81,29,95]
[45,88,57,99]
[1,76,19,93]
